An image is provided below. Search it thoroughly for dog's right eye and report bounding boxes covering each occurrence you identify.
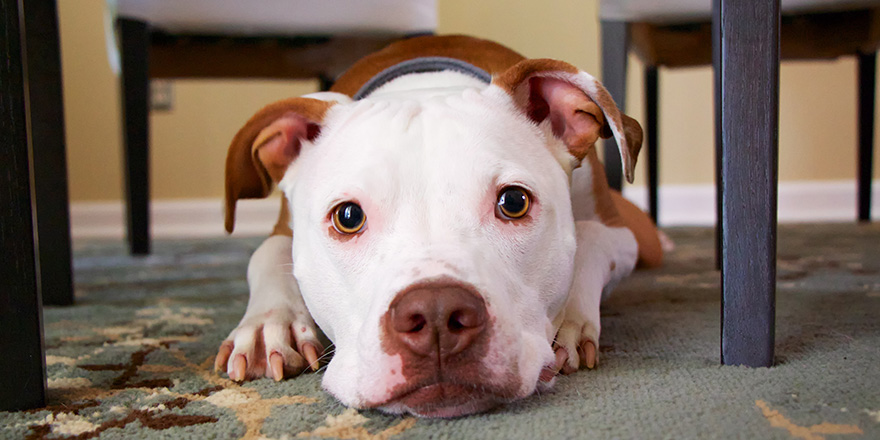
[496,186,531,220]
[332,202,366,234]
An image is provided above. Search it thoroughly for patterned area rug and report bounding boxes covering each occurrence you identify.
[2,224,879,439]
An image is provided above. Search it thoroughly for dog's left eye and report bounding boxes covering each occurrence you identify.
[496,186,531,220]
[332,202,366,234]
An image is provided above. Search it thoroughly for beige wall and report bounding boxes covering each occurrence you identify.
[59,0,880,202]
[58,0,123,201]
[58,0,317,201]
[623,56,876,185]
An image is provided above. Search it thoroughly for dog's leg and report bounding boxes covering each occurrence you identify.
[553,220,638,373]
[214,235,323,381]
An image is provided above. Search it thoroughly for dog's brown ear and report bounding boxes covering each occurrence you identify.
[225,98,333,233]
[493,59,642,182]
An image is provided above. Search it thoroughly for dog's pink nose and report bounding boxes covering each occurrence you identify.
[387,284,487,358]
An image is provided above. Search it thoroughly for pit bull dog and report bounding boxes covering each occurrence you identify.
[215,35,664,418]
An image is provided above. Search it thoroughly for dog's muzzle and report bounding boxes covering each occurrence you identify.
[373,281,516,417]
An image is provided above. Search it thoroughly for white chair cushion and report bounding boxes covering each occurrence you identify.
[601,0,880,22]
[114,0,436,35]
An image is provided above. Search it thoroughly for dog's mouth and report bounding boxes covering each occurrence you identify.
[369,381,515,418]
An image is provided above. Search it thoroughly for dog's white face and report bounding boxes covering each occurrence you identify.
[278,82,579,417]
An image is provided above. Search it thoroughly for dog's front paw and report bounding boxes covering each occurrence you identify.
[552,318,599,375]
[214,309,323,382]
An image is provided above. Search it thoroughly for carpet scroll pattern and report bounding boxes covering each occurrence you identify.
[1,224,878,439]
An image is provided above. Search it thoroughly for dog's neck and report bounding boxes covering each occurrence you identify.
[366,71,488,101]
[354,57,492,101]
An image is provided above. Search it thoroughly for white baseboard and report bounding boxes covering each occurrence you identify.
[70,180,880,239]
[70,198,280,239]
[622,180,880,226]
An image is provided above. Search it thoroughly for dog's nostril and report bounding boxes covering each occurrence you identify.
[407,315,427,333]
[447,310,477,332]
[449,305,485,331]
[448,314,464,331]
[393,310,428,334]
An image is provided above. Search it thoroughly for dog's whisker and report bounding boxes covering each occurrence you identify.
[314,345,336,365]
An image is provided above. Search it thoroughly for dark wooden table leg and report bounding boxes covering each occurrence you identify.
[0,0,48,411]
[601,20,628,191]
[26,0,73,306]
[715,0,779,367]
[119,18,151,255]
[858,51,875,222]
[645,65,659,224]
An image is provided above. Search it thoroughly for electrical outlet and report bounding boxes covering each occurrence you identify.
[150,80,173,111]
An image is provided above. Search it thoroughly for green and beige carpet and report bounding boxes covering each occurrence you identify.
[2,224,879,439]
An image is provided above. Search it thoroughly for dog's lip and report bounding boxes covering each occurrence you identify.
[368,381,513,417]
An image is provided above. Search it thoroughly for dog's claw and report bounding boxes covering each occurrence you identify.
[538,366,556,383]
[269,352,285,381]
[538,348,570,383]
[553,347,574,375]
[302,343,320,371]
[232,354,247,382]
[582,341,597,369]
[554,347,568,373]
[553,346,576,375]
[214,341,233,373]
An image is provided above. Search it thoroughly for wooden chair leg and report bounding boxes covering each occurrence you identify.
[715,0,779,368]
[645,65,659,224]
[26,0,74,306]
[0,0,48,411]
[319,74,335,92]
[119,18,151,255]
[857,51,875,222]
[601,20,629,191]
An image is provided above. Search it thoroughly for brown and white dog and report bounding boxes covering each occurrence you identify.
[216,35,663,418]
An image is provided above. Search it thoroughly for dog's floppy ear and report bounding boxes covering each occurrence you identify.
[225,97,334,233]
[493,59,642,183]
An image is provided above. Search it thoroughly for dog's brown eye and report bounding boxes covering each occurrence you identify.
[496,187,530,219]
[332,202,366,234]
